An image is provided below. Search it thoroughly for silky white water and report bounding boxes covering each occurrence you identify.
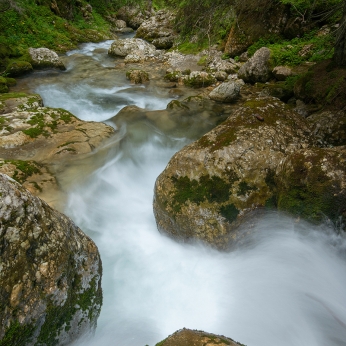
[15,41,346,346]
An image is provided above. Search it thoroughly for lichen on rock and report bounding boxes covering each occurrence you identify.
[0,173,102,345]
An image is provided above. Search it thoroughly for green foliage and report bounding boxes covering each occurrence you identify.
[247,30,335,66]
[1,160,42,184]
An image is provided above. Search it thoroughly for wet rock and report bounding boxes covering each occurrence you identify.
[153,97,311,249]
[308,110,346,146]
[0,93,43,115]
[5,61,33,77]
[136,10,176,49]
[206,52,240,74]
[28,48,66,70]
[126,69,149,84]
[276,147,346,230]
[272,66,292,81]
[209,81,241,103]
[238,47,273,83]
[0,173,102,345]
[0,94,115,163]
[156,328,244,346]
[215,71,228,81]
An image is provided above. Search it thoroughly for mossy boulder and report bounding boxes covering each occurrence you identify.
[0,76,9,93]
[276,147,346,230]
[237,47,273,83]
[5,61,33,77]
[183,71,216,88]
[126,69,149,84]
[108,37,156,58]
[156,328,244,346]
[154,96,311,249]
[28,47,66,70]
[209,81,241,103]
[0,173,102,345]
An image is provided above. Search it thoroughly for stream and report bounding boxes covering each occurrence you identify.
[12,39,346,346]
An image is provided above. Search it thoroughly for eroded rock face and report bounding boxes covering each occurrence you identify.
[153,97,311,249]
[156,328,243,346]
[0,94,115,162]
[116,5,148,29]
[276,146,346,230]
[237,47,273,83]
[135,10,176,49]
[0,173,102,345]
[28,48,66,70]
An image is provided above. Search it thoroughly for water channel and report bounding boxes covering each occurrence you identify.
[11,38,346,346]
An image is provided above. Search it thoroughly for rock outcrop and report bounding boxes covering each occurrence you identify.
[135,10,176,49]
[156,329,244,346]
[276,146,346,230]
[237,47,273,83]
[0,173,102,345]
[153,97,311,249]
[0,93,115,163]
[116,5,149,29]
[28,47,66,70]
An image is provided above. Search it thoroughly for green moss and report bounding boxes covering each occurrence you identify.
[0,320,35,346]
[219,204,239,223]
[183,73,215,88]
[5,61,33,77]
[0,92,28,101]
[22,127,44,138]
[277,150,346,227]
[164,71,181,82]
[197,55,208,66]
[237,181,255,196]
[171,174,232,212]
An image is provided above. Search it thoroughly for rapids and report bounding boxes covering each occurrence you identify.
[11,40,346,346]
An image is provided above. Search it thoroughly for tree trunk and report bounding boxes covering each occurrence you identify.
[333,0,346,66]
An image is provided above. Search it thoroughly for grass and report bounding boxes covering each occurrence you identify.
[247,30,334,66]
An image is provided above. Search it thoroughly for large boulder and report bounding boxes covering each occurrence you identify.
[0,173,102,345]
[108,38,156,59]
[153,97,311,249]
[209,81,241,103]
[276,147,346,230]
[156,329,244,346]
[0,93,115,162]
[183,71,216,88]
[135,10,176,49]
[237,47,273,83]
[28,48,66,70]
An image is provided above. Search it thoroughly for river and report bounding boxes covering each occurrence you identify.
[12,39,346,346]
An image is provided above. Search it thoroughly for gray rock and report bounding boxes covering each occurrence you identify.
[0,173,102,345]
[215,71,228,81]
[108,38,156,59]
[237,47,272,83]
[209,81,241,103]
[116,5,148,29]
[28,48,66,70]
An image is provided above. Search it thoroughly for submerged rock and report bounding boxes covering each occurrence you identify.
[156,328,244,346]
[0,173,102,345]
[126,69,149,84]
[276,146,346,230]
[153,97,311,249]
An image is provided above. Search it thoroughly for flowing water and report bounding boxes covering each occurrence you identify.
[12,40,346,346]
